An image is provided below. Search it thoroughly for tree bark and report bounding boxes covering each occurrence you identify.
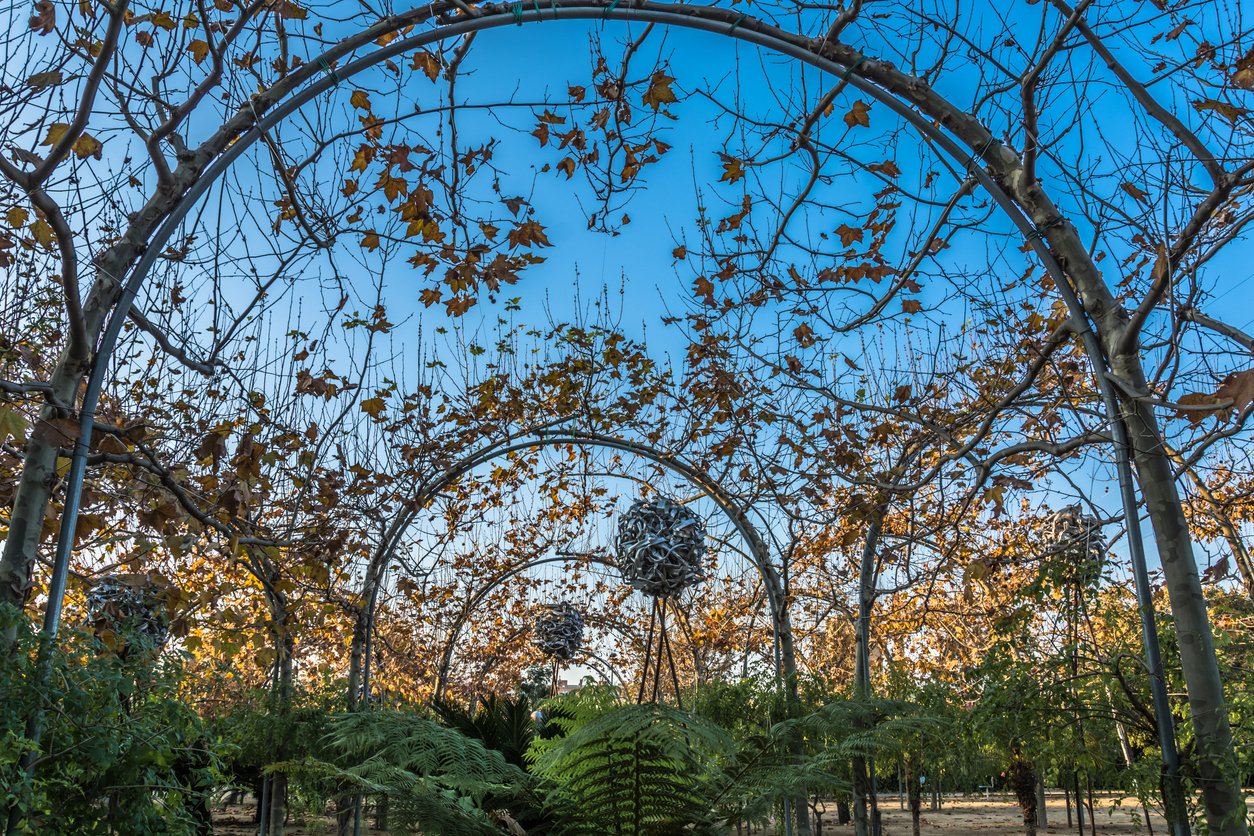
[1008,751,1038,836]
[852,757,872,836]
[905,755,922,836]
[1121,393,1247,835]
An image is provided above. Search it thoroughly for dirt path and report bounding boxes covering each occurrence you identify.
[214,793,1248,834]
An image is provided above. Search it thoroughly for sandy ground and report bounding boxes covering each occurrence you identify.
[863,794,1166,835]
[213,792,1249,834]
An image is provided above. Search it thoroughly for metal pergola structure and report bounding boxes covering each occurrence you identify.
[17,3,1193,835]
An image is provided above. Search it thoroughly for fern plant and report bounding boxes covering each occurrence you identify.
[530,703,734,836]
[433,694,536,770]
[275,709,534,836]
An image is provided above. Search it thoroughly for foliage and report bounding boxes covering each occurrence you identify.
[275,708,535,836]
[0,609,219,835]
[530,702,733,835]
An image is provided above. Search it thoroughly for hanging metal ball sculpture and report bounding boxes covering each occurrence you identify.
[534,601,585,661]
[614,495,707,598]
[1045,505,1107,579]
[85,574,172,654]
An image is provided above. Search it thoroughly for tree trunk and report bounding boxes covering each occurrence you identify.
[265,619,295,836]
[853,757,872,836]
[1008,752,1038,836]
[1035,775,1048,830]
[905,755,922,836]
[0,359,88,646]
[1121,393,1247,835]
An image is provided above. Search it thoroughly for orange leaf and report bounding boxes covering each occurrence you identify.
[844,100,871,128]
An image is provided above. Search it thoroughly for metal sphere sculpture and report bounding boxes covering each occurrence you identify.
[614,495,707,598]
[85,574,172,654]
[534,601,585,661]
[1045,505,1107,580]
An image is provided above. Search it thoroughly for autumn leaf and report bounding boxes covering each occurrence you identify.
[0,407,29,444]
[901,299,923,314]
[187,39,210,63]
[30,218,54,249]
[266,0,308,19]
[350,89,371,110]
[360,397,386,418]
[1172,392,1226,425]
[41,123,71,147]
[1234,46,1254,91]
[844,100,871,128]
[557,157,576,179]
[445,294,476,316]
[361,231,380,250]
[32,416,79,447]
[869,160,901,177]
[410,50,441,81]
[1120,182,1150,204]
[507,220,551,248]
[6,207,28,227]
[1215,367,1254,414]
[350,145,374,173]
[72,133,102,160]
[835,224,863,247]
[1193,98,1245,124]
[24,70,62,89]
[672,245,687,259]
[642,71,678,111]
[720,155,745,183]
[793,323,818,348]
[1202,555,1230,584]
[29,0,55,34]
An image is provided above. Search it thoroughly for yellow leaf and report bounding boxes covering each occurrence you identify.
[188,39,210,63]
[30,219,54,249]
[350,89,371,110]
[6,207,29,227]
[41,123,71,147]
[0,407,29,444]
[72,133,102,160]
[361,231,380,250]
[360,397,386,417]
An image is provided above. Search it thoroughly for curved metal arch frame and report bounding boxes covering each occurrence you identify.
[37,3,1183,828]
[363,428,795,692]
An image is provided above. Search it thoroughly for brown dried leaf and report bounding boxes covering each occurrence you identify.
[844,100,871,128]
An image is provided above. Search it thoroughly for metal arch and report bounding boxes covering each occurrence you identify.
[365,427,795,684]
[38,3,1183,829]
[431,553,610,700]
